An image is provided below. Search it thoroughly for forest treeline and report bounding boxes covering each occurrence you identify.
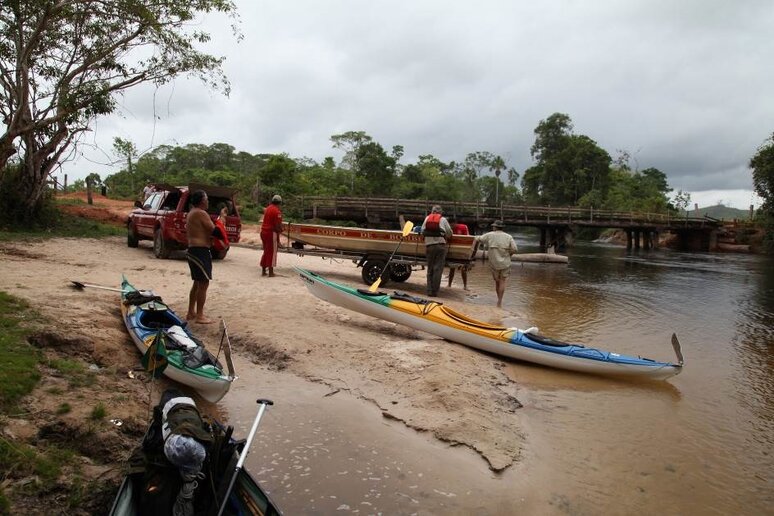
[92,113,688,222]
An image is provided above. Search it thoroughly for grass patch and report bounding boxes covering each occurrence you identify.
[54,198,88,207]
[56,403,72,415]
[0,293,41,413]
[89,403,107,421]
[47,358,95,388]
[0,212,122,241]
[0,438,66,484]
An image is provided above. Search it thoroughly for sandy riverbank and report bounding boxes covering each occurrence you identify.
[0,234,525,512]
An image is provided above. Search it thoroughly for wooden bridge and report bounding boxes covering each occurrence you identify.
[290,196,724,252]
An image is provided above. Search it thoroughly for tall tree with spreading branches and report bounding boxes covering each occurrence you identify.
[0,0,238,220]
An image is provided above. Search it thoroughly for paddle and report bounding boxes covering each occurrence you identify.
[368,221,414,292]
[70,280,126,293]
[216,398,274,516]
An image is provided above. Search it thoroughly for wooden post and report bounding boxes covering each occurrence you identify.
[626,230,633,249]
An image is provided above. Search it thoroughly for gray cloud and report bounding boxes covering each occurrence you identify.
[61,0,774,207]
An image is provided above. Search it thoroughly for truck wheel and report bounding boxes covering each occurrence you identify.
[361,260,389,286]
[153,228,171,259]
[211,248,228,260]
[127,224,139,248]
[389,263,412,282]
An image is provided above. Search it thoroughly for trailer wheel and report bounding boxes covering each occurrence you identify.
[361,260,389,286]
[389,263,412,282]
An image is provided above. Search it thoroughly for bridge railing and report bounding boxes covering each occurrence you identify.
[294,196,713,226]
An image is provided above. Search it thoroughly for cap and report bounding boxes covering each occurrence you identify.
[491,220,504,229]
[271,194,282,203]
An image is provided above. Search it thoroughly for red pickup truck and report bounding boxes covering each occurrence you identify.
[127,183,242,259]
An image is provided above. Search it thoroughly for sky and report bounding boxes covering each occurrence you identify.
[61,0,774,209]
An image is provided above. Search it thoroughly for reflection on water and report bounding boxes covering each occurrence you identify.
[463,240,774,514]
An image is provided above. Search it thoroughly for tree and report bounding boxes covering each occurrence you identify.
[522,113,611,206]
[751,132,774,214]
[331,131,373,194]
[0,0,237,220]
[354,141,397,196]
[671,190,691,215]
[112,138,138,193]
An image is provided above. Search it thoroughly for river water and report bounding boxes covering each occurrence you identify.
[223,239,773,515]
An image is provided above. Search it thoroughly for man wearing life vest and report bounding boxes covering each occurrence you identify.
[421,205,453,297]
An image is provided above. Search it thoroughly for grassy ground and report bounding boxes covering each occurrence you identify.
[0,292,44,512]
[0,211,122,241]
[0,210,121,514]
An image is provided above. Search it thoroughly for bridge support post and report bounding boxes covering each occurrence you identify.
[634,230,641,249]
[540,228,547,252]
[626,230,633,250]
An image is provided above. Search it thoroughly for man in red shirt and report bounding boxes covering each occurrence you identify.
[260,195,283,277]
[447,217,470,290]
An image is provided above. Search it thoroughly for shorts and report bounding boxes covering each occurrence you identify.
[489,265,510,281]
[186,247,212,281]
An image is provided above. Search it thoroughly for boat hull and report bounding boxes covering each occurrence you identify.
[297,268,682,380]
[120,277,233,402]
[282,222,476,262]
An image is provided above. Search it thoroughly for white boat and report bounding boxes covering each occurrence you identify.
[296,268,684,380]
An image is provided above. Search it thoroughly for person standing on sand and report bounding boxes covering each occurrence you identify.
[447,217,470,290]
[260,194,283,277]
[421,205,453,297]
[186,190,220,324]
[475,220,518,308]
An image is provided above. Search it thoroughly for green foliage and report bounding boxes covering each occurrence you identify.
[751,132,774,214]
[0,439,68,484]
[56,403,72,415]
[47,358,95,389]
[97,119,691,224]
[0,208,122,240]
[523,113,612,206]
[89,403,107,421]
[603,167,673,213]
[0,292,41,413]
[0,0,239,220]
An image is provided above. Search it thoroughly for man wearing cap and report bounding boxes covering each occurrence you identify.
[260,194,283,277]
[421,205,453,297]
[475,221,518,308]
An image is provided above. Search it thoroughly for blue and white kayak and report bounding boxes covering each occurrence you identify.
[297,268,684,380]
[120,275,236,402]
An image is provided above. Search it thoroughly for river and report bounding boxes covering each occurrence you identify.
[223,239,773,515]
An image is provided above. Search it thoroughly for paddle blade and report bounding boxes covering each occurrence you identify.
[402,221,414,236]
[368,277,382,292]
[141,331,168,378]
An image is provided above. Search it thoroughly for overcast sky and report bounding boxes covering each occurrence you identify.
[64,0,774,209]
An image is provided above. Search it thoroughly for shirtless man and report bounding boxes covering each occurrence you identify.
[186,190,217,324]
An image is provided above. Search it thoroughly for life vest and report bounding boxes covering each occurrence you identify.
[423,213,444,237]
[212,218,229,252]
